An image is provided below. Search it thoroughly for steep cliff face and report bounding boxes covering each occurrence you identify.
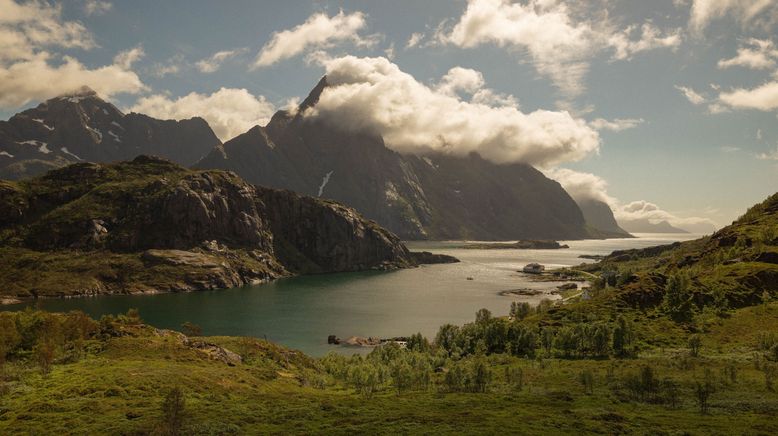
[257,187,412,273]
[197,77,592,241]
[0,88,220,180]
[0,157,416,299]
[577,199,632,238]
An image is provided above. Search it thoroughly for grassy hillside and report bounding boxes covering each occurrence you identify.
[0,304,776,435]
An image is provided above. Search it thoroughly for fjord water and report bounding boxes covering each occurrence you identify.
[9,234,698,356]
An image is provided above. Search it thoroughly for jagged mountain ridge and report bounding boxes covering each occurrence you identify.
[0,87,220,180]
[197,77,597,241]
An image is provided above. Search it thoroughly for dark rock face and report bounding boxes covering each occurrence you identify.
[0,87,220,180]
[577,199,632,238]
[0,157,419,297]
[196,77,592,241]
[256,186,413,273]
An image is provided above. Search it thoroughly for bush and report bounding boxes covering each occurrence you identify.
[161,387,186,435]
[510,302,531,320]
[688,335,702,357]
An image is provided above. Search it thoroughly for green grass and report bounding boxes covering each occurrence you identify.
[0,303,777,434]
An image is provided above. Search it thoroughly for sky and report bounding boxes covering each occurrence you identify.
[1,0,777,231]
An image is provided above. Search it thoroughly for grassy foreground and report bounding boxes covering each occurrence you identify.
[0,303,776,435]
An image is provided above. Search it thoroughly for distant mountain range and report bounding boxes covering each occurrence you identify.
[0,87,219,180]
[618,218,689,234]
[0,83,631,241]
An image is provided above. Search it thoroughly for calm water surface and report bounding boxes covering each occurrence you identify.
[5,233,699,356]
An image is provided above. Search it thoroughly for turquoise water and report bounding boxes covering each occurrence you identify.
[3,234,698,356]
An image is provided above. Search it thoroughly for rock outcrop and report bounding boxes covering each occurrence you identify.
[0,87,220,180]
[196,77,594,241]
[0,156,425,299]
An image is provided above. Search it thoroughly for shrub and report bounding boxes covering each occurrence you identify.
[161,387,186,435]
[688,335,702,357]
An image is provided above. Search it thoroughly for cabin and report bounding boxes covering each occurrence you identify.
[522,263,545,274]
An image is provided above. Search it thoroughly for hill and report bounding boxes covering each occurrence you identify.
[0,156,438,301]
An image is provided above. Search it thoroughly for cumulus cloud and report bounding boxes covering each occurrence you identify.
[406,32,424,48]
[718,81,778,110]
[253,11,376,68]
[675,85,707,105]
[545,168,616,206]
[689,0,777,33]
[590,118,644,132]
[196,49,244,73]
[84,0,112,16]
[436,0,681,97]
[113,46,144,70]
[0,0,95,61]
[0,53,146,108]
[0,1,146,109]
[547,168,717,231]
[718,38,778,70]
[129,88,276,141]
[306,55,600,167]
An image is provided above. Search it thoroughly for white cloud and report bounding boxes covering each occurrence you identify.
[689,0,777,33]
[84,0,112,16]
[436,0,681,97]
[608,23,683,61]
[545,168,616,206]
[718,81,778,110]
[113,46,144,70]
[675,85,707,104]
[590,118,644,132]
[758,143,778,160]
[547,167,717,230]
[718,38,778,70]
[406,32,424,48]
[252,11,376,68]
[720,145,741,152]
[129,88,276,141]
[196,49,243,73]
[0,53,146,108]
[306,55,600,167]
[0,0,95,61]
[384,42,395,60]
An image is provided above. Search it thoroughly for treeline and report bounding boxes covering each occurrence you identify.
[432,308,636,359]
[0,308,141,374]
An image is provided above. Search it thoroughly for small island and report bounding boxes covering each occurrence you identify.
[460,240,570,250]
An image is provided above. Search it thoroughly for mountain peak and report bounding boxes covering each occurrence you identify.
[299,76,328,112]
[56,86,99,100]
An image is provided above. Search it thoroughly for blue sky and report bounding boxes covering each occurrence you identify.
[1,0,777,230]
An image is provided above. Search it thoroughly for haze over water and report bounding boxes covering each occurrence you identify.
[6,234,699,356]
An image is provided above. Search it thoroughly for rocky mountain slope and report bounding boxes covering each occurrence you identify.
[0,87,220,180]
[196,77,594,241]
[579,192,777,309]
[577,199,632,238]
[0,156,431,300]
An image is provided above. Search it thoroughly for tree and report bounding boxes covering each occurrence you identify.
[475,308,492,325]
[663,273,693,321]
[435,324,460,356]
[181,322,202,337]
[688,334,702,357]
[162,387,186,435]
[510,302,531,320]
[406,333,430,353]
[470,358,491,393]
[612,316,634,357]
[695,370,716,414]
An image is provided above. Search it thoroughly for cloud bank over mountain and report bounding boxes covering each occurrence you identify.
[307,55,600,167]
